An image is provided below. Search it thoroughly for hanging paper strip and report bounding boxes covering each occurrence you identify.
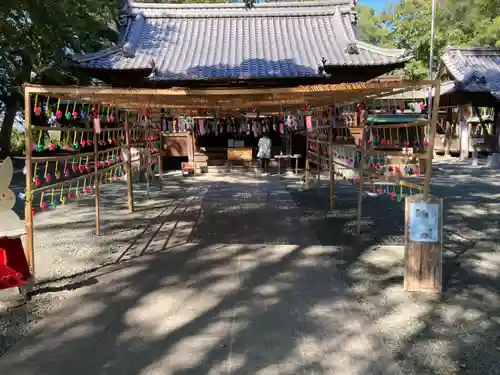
[305,115,312,131]
[198,119,205,135]
[93,117,101,134]
[279,119,284,134]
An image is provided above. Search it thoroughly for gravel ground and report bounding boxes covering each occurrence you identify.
[0,172,207,356]
[282,160,500,375]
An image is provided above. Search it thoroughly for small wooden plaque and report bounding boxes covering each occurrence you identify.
[404,194,443,293]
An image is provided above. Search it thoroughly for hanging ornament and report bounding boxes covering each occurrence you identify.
[40,202,47,211]
[45,174,52,183]
[72,111,78,120]
[65,112,71,120]
[304,104,310,111]
[56,110,63,120]
[34,106,41,116]
[64,168,70,177]
[68,193,74,199]
[49,143,55,151]
[81,112,86,120]
[33,176,41,186]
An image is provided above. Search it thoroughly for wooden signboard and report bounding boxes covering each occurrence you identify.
[404,194,443,293]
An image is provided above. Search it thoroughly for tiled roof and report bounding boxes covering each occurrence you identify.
[441,46,500,99]
[73,0,411,80]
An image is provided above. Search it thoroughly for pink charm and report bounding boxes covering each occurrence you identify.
[56,110,62,120]
[45,174,52,183]
[34,106,41,116]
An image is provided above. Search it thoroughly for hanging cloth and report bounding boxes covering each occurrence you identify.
[198,119,205,135]
[305,115,312,131]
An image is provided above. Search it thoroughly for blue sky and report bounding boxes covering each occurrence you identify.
[358,0,396,12]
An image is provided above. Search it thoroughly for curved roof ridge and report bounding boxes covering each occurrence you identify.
[355,40,410,58]
[128,0,353,10]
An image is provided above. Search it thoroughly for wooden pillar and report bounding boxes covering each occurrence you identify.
[404,195,443,293]
[423,77,441,199]
[458,104,471,160]
[124,113,134,212]
[328,121,335,210]
[23,90,34,276]
[93,119,101,236]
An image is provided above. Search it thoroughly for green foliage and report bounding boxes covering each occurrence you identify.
[357,0,500,79]
[10,128,25,155]
[0,0,119,154]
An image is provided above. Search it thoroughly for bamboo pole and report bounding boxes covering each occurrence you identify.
[124,113,134,213]
[329,119,335,210]
[423,76,442,199]
[356,102,368,235]
[24,91,35,277]
[93,120,101,236]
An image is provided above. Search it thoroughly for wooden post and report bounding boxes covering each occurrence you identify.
[328,121,335,210]
[124,113,134,212]
[316,126,320,184]
[404,194,443,293]
[423,77,442,199]
[305,127,310,189]
[145,121,151,198]
[459,104,471,160]
[23,90,35,277]
[93,120,101,236]
[356,149,365,235]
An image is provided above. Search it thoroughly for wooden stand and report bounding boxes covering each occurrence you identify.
[404,194,443,293]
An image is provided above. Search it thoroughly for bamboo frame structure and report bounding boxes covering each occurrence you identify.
[21,78,441,280]
[305,79,442,235]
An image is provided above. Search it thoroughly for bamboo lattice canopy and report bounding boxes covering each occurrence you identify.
[24,79,437,113]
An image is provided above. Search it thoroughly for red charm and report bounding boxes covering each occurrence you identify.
[87,140,92,146]
[81,140,87,147]
[68,193,74,199]
[40,202,47,211]
[45,174,52,183]
[78,165,84,173]
[33,176,41,185]
[64,168,70,177]
[34,106,41,116]
[49,143,55,151]
[31,208,36,217]
[369,163,374,168]
[72,111,78,119]
[72,165,78,173]
[56,110,63,120]
[375,164,380,169]
[390,192,395,200]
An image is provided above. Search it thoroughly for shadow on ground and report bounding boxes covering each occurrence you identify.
[283,167,500,375]
[1,174,402,375]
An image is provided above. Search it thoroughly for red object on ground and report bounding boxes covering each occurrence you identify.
[0,237,31,289]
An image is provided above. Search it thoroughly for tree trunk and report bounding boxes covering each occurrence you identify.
[0,99,19,157]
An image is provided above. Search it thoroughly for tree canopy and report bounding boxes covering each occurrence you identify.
[356,0,500,79]
[0,0,118,155]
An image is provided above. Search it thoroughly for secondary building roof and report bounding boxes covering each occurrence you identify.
[72,0,411,81]
[441,46,500,100]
